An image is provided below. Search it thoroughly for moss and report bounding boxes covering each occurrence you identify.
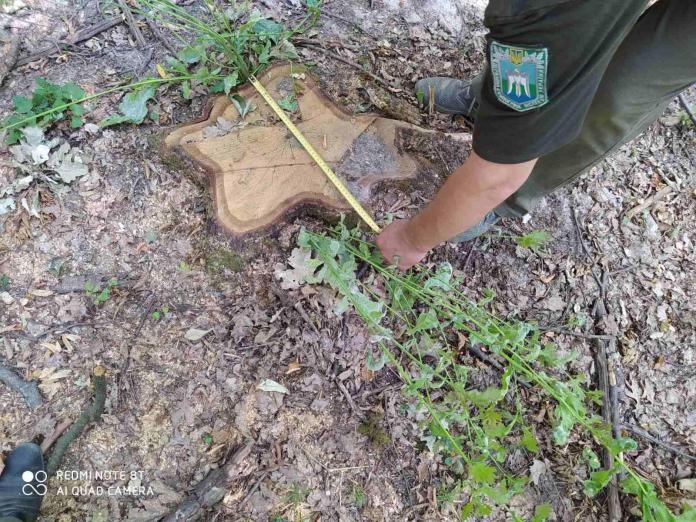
[357,412,390,446]
[205,247,245,274]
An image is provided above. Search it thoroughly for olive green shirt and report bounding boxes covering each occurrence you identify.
[474,0,649,164]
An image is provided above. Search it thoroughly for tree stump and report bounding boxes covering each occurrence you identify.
[165,63,470,236]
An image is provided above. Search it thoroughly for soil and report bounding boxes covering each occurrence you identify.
[0,1,694,521]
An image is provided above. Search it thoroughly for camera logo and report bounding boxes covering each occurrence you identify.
[21,470,48,496]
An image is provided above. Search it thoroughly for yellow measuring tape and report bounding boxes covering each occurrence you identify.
[249,75,381,234]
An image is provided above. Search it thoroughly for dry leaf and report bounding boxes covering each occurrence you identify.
[257,379,289,394]
[529,459,547,485]
[185,328,212,341]
[286,361,301,375]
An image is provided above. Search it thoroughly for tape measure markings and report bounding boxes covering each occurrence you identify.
[249,75,381,233]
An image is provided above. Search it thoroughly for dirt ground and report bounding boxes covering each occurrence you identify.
[1,0,694,521]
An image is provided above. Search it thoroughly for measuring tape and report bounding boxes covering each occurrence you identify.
[249,75,381,234]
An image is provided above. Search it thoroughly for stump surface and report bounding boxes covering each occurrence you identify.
[166,63,457,235]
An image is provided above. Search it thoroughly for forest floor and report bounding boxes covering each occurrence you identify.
[0,0,694,520]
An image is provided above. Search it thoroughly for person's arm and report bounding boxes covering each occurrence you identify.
[376,151,536,270]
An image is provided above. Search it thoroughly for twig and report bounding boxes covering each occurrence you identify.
[46,366,107,476]
[40,419,73,454]
[542,327,615,341]
[146,19,177,56]
[623,424,696,462]
[15,17,123,67]
[624,186,672,220]
[296,41,402,93]
[117,0,147,48]
[162,441,254,521]
[592,286,622,522]
[335,379,364,418]
[0,361,42,409]
[678,92,696,126]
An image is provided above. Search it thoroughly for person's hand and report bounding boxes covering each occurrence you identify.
[376,219,430,270]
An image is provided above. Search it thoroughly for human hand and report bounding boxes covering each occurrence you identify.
[376,219,430,270]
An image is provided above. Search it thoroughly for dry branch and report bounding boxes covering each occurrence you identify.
[593,295,622,522]
[46,366,107,476]
[0,360,42,409]
[15,17,123,67]
[162,441,254,521]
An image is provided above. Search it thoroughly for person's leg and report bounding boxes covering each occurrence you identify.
[496,0,696,218]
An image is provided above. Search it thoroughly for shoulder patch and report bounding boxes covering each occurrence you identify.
[490,41,548,112]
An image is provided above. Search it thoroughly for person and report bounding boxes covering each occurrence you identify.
[0,443,45,522]
[376,0,695,270]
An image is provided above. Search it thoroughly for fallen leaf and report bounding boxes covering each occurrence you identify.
[257,379,289,394]
[677,479,696,493]
[286,360,301,375]
[529,459,547,486]
[184,328,212,341]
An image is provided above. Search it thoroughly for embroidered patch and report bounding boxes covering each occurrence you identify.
[490,41,548,112]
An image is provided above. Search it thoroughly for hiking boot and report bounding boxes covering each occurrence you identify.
[450,211,499,243]
[415,77,478,121]
[0,443,45,522]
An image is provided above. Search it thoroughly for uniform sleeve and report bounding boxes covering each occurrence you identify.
[472,0,647,164]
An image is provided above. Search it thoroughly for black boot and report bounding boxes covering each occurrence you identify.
[414,77,479,122]
[0,443,45,522]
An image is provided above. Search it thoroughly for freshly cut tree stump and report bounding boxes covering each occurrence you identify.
[165,63,470,236]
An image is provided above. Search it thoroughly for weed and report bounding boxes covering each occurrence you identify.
[357,412,391,446]
[351,484,367,508]
[205,247,245,274]
[0,0,321,141]
[151,305,170,321]
[84,278,118,306]
[3,78,86,144]
[511,229,552,254]
[0,274,9,290]
[286,483,309,505]
[287,222,695,521]
[177,261,191,272]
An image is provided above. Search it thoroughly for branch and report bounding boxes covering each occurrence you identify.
[0,360,42,409]
[46,366,107,476]
[162,441,254,521]
[15,17,123,67]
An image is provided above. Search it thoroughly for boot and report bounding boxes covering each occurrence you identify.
[0,443,45,522]
[415,77,478,121]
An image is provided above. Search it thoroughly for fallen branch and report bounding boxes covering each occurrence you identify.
[40,419,73,454]
[593,289,622,522]
[146,19,177,56]
[624,185,672,221]
[117,0,147,48]
[296,41,402,93]
[46,366,107,476]
[624,424,696,463]
[162,441,254,521]
[0,360,42,409]
[15,17,123,67]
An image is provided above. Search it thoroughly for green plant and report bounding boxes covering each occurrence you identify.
[84,278,118,306]
[286,483,309,505]
[151,305,170,321]
[0,0,320,140]
[351,484,366,508]
[0,274,9,290]
[284,222,695,521]
[3,78,87,144]
[139,0,313,99]
[357,412,390,446]
[511,230,552,253]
